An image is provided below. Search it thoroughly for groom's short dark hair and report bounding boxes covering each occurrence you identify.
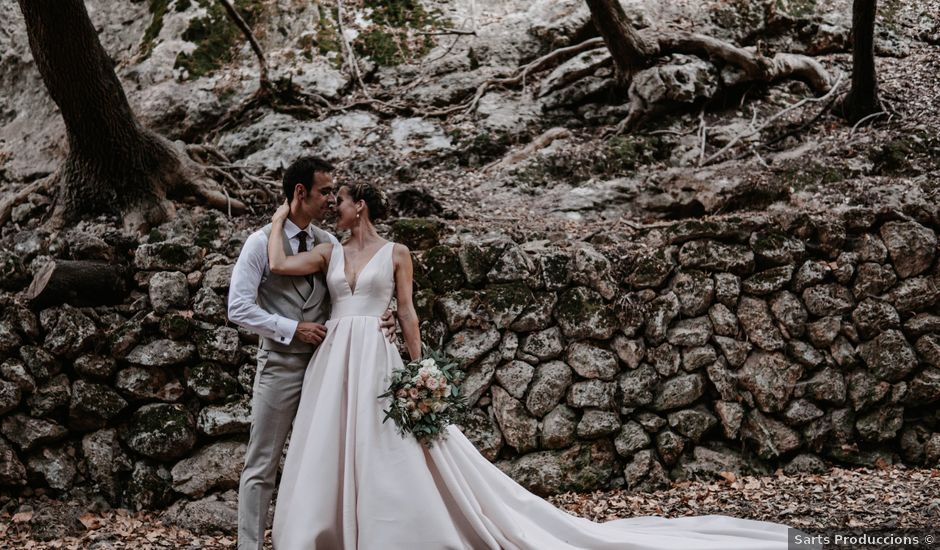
[282,156,335,201]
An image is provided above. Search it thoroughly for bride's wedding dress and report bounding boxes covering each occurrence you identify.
[272,241,798,549]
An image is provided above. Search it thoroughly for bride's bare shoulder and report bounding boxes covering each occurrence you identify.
[391,242,412,267]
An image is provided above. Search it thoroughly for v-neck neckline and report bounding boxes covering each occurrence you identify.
[340,241,392,295]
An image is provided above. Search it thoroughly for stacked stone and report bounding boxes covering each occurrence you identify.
[0,211,938,524]
[403,215,940,495]
[0,211,252,530]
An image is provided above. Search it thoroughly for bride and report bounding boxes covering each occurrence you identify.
[264,182,804,549]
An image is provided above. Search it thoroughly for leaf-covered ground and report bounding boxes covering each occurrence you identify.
[2,465,938,548]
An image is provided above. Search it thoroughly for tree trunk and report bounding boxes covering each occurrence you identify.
[843,0,881,122]
[15,0,242,230]
[584,0,656,80]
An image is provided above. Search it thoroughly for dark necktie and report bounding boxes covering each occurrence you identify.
[296,232,314,288]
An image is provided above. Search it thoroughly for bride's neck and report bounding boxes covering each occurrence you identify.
[348,221,380,248]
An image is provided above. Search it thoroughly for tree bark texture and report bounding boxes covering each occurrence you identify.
[844,0,881,122]
[16,0,188,225]
[25,260,127,309]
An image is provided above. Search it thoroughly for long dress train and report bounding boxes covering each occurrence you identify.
[272,241,803,549]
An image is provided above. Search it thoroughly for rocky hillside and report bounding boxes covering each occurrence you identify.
[1,0,937,236]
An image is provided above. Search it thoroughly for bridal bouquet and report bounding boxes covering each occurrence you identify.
[379,347,467,447]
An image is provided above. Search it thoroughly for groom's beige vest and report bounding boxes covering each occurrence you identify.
[257,223,332,354]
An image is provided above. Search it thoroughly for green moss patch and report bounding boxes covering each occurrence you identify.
[351,0,446,66]
[174,0,266,79]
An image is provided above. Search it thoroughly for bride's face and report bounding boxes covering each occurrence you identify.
[334,186,364,230]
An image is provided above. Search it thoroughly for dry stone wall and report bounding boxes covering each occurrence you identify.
[0,208,939,525]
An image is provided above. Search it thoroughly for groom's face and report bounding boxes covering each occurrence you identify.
[297,171,335,222]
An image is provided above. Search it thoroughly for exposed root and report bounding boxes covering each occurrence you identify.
[483,127,573,173]
[699,72,845,166]
[424,37,606,117]
[654,32,831,94]
[423,28,830,126]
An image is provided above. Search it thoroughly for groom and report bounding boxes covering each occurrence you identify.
[227,156,392,550]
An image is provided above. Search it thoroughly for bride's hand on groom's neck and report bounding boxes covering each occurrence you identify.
[272,201,290,225]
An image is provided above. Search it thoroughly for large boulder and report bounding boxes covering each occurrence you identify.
[677,240,755,275]
[186,362,239,402]
[42,306,98,358]
[499,440,616,496]
[26,445,77,490]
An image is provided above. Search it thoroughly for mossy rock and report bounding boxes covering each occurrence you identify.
[124,461,174,510]
[124,403,196,461]
[159,312,192,340]
[626,250,675,288]
[391,218,444,250]
[413,289,437,322]
[424,246,466,293]
[459,242,510,286]
[194,212,222,248]
[538,249,571,291]
[0,249,29,291]
[561,440,617,492]
[186,362,238,403]
[455,132,514,167]
[554,287,617,340]
[68,380,127,432]
[483,283,535,329]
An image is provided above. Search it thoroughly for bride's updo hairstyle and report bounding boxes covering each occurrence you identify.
[349,182,389,221]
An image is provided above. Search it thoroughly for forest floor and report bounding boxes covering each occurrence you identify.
[1,465,938,549]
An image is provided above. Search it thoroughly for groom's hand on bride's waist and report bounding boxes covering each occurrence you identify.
[380,310,397,344]
[295,322,327,345]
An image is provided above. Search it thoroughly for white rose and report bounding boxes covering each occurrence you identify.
[420,359,436,369]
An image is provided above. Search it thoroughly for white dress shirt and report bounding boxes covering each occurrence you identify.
[228,218,339,346]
